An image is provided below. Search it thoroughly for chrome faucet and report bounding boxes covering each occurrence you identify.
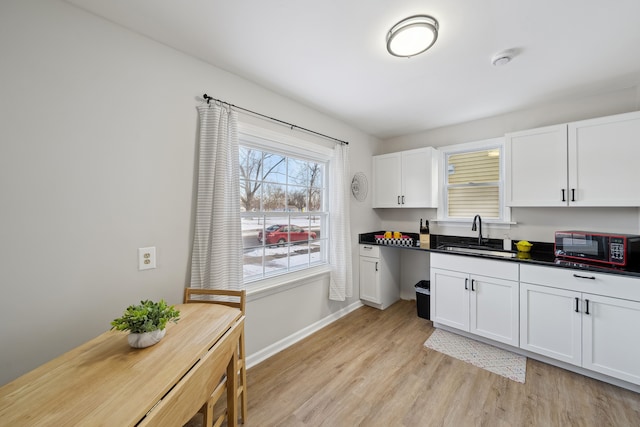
[471,214,482,245]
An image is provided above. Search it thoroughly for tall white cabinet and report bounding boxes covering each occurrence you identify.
[505,110,640,207]
[372,147,439,208]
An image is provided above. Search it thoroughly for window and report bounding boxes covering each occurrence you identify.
[238,128,330,284]
[440,138,507,222]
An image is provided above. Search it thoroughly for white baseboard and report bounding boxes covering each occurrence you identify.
[246,300,364,369]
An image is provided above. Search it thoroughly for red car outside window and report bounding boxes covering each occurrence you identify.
[257,225,317,245]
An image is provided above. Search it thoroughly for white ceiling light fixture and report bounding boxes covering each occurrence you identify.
[386,15,439,58]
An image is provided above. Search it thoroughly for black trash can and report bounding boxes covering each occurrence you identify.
[415,280,430,320]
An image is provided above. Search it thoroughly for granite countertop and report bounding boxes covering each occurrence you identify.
[358,231,640,278]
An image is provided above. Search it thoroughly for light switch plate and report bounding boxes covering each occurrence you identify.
[138,247,156,270]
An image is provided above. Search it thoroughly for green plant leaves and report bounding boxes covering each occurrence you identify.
[111,299,180,333]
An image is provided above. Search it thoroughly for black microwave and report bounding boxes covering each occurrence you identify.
[555,231,640,268]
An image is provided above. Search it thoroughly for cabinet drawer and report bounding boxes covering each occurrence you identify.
[430,253,518,281]
[359,244,380,258]
[520,264,640,301]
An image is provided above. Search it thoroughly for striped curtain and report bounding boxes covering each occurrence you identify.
[329,144,353,301]
[190,104,242,290]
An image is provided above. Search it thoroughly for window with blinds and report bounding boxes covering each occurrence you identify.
[445,148,501,218]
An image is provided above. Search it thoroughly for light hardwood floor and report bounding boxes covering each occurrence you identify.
[212,300,640,427]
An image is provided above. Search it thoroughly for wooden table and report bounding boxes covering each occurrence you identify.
[0,303,243,426]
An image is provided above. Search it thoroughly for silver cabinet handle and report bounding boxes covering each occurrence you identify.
[375,262,378,271]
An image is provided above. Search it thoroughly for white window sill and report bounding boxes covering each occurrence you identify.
[245,265,331,302]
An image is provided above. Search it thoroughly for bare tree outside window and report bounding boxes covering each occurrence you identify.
[240,145,328,283]
[239,148,286,212]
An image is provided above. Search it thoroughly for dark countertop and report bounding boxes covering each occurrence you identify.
[358,231,640,278]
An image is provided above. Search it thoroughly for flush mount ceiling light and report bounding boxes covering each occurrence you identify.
[386,15,439,58]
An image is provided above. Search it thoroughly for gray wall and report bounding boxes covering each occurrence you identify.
[0,0,380,385]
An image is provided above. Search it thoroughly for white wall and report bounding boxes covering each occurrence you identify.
[0,0,380,386]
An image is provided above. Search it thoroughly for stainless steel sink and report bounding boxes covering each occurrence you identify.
[437,245,518,259]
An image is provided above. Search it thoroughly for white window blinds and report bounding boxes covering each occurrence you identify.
[446,149,500,218]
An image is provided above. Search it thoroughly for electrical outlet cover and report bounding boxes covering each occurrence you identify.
[138,247,156,270]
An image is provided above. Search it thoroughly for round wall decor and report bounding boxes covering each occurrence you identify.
[351,172,368,202]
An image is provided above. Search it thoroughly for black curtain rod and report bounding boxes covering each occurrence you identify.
[202,94,349,145]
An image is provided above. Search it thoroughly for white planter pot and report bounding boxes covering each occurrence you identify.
[127,329,166,348]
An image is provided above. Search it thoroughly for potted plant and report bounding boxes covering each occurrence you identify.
[111,299,180,348]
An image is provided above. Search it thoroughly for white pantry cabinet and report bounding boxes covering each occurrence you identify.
[430,253,519,346]
[372,147,439,208]
[505,110,640,207]
[359,244,399,310]
[520,264,640,385]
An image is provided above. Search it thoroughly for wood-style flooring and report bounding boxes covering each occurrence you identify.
[219,300,640,426]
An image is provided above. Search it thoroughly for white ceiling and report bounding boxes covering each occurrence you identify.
[65,0,640,139]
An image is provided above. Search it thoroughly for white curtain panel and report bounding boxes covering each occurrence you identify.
[190,104,242,290]
[329,143,353,301]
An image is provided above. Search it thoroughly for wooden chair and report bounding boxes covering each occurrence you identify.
[184,288,247,426]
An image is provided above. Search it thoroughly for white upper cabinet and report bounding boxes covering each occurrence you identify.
[568,111,640,206]
[372,153,402,207]
[372,147,439,208]
[505,110,640,207]
[505,124,568,207]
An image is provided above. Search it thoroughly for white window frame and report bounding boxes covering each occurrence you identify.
[436,137,511,227]
[238,122,332,293]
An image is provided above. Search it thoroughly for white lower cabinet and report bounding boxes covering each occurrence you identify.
[431,253,519,347]
[519,283,582,365]
[582,294,640,383]
[359,244,399,310]
[520,264,640,385]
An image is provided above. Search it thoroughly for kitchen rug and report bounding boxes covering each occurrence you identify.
[424,329,526,383]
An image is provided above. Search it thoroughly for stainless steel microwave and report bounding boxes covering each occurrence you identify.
[555,231,640,267]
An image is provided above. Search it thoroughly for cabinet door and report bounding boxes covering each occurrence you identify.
[505,124,568,206]
[470,275,519,347]
[359,256,380,304]
[431,268,469,331]
[401,148,438,208]
[582,293,640,385]
[520,283,581,366]
[568,111,640,206]
[372,153,402,207]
